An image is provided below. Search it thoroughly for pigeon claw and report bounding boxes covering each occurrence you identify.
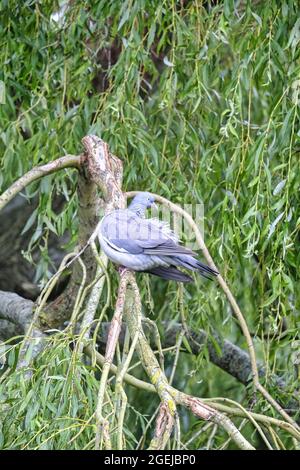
[117,265,131,276]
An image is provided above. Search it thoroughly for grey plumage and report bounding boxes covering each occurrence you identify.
[98,192,218,283]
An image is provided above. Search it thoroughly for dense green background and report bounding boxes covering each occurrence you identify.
[0,0,299,449]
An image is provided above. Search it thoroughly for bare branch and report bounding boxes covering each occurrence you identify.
[0,155,81,212]
[95,269,131,449]
[0,291,33,330]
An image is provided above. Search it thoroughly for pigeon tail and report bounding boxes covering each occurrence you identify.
[144,266,193,283]
[173,255,219,280]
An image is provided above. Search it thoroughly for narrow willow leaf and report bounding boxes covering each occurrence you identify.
[267,211,285,240]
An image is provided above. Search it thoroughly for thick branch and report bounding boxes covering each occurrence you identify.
[42,139,114,329]
[81,135,124,211]
[0,291,34,330]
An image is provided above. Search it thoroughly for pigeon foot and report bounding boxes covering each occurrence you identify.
[117,265,131,276]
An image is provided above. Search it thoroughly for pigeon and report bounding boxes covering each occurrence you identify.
[98,192,218,283]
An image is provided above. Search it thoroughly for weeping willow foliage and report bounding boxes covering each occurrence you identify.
[0,0,299,450]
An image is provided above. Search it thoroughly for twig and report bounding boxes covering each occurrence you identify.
[90,241,111,352]
[69,257,87,329]
[184,422,213,448]
[203,399,300,441]
[17,252,76,371]
[94,269,131,449]
[114,277,142,449]
[205,397,273,449]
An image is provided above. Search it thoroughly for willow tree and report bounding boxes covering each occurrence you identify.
[0,0,299,450]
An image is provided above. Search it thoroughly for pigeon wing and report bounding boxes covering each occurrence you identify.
[100,210,196,256]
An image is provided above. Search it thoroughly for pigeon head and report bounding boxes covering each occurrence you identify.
[128,192,156,216]
[136,192,155,208]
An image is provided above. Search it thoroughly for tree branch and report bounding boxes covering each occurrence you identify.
[0,155,81,212]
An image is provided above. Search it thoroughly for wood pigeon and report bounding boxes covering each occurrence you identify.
[98,192,218,282]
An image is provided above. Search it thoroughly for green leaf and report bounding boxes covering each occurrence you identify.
[21,207,38,234]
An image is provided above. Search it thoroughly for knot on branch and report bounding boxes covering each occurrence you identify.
[81,135,124,209]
